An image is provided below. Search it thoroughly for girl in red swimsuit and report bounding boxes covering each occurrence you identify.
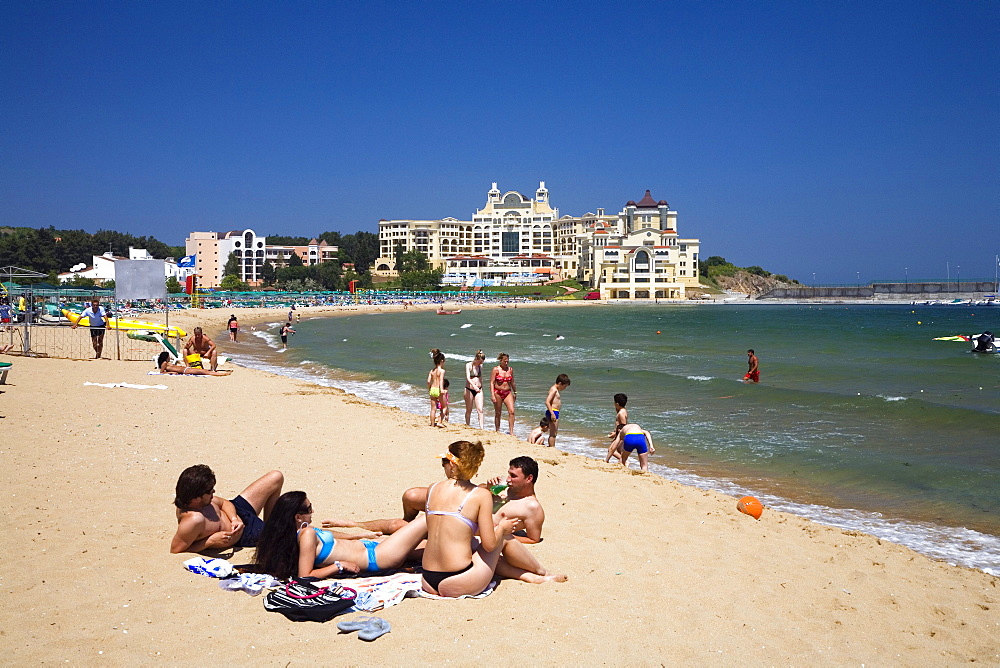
[490,352,517,435]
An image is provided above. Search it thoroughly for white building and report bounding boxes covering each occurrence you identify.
[58,248,187,284]
[375,183,701,298]
[185,230,339,288]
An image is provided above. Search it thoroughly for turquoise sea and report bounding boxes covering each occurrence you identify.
[233,304,1000,576]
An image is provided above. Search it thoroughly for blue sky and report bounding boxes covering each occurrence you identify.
[2,1,997,283]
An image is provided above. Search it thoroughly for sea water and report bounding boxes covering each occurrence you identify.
[234,304,1000,575]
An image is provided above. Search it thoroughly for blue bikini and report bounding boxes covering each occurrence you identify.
[300,527,381,571]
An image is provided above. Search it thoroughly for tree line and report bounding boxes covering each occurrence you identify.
[0,226,184,276]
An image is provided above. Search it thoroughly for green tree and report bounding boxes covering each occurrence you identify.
[399,249,429,272]
[223,252,240,277]
[399,268,443,291]
[220,274,248,291]
[314,260,343,290]
[260,260,276,286]
[166,276,183,293]
[287,252,304,267]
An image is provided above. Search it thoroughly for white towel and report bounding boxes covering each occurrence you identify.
[84,381,168,390]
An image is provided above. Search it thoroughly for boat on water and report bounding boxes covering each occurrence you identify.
[436,309,462,315]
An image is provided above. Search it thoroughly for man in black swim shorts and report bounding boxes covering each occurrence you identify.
[170,465,284,553]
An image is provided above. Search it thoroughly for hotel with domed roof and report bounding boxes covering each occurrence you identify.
[373,182,701,299]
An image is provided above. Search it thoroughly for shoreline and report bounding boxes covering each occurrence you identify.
[146,302,1000,575]
[1,341,997,662]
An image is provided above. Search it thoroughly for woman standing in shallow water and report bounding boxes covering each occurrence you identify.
[464,350,486,429]
[490,352,516,435]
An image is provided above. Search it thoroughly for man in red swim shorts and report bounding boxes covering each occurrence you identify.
[744,349,760,383]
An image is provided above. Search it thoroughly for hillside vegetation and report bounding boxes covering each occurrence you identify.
[699,256,800,296]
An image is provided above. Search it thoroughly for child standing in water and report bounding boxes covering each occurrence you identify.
[608,393,628,439]
[428,349,446,427]
[543,374,571,448]
[437,378,451,425]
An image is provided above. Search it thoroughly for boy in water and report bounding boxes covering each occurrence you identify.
[544,374,571,448]
[608,393,628,439]
[527,416,551,445]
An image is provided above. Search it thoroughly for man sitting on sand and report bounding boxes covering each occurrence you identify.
[183,327,219,371]
[171,465,284,553]
[158,352,231,376]
[324,455,546,544]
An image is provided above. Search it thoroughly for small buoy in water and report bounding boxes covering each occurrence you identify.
[917,321,922,325]
[737,496,763,520]
[656,331,661,335]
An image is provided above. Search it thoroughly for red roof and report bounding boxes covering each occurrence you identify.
[635,190,659,208]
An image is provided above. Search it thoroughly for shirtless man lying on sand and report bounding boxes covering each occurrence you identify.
[325,455,546,544]
[171,465,284,553]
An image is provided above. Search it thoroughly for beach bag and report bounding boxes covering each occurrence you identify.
[263,579,357,622]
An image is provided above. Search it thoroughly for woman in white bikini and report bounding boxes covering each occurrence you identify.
[420,440,566,597]
[464,350,486,429]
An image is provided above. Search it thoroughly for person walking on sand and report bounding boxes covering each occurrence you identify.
[227,314,239,342]
[464,350,486,429]
[490,352,517,436]
[280,322,295,350]
[544,374,571,448]
[72,297,111,359]
[428,348,446,427]
[744,349,760,383]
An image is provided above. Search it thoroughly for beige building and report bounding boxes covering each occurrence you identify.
[374,183,700,298]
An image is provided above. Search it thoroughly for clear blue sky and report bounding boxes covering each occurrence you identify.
[2,1,997,283]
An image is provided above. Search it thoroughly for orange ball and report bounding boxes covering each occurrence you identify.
[656,331,661,335]
[737,496,763,520]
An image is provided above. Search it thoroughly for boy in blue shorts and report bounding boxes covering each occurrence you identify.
[605,423,655,472]
[544,374,571,448]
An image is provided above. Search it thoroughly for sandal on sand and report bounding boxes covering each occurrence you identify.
[358,617,391,642]
[337,616,376,633]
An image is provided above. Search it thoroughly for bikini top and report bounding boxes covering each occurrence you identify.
[298,526,336,567]
[494,369,513,385]
[425,481,479,532]
[468,363,482,379]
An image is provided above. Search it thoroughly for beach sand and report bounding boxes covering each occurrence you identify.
[1,305,997,664]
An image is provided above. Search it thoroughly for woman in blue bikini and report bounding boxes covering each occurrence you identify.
[252,491,428,580]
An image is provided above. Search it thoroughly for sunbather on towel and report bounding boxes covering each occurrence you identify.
[251,491,429,580]
[158,352,231,376]
[171,465,284,553]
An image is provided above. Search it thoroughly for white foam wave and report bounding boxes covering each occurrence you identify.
[495,331,516,337]
[878,395,907,402]
[252,330,279,347]
[687,375,714,381]
[445,353,474,362]
[460,324,473,329]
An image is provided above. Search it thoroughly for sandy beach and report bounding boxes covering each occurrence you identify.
[1,305,997,664]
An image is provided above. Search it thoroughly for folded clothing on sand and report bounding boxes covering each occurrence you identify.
[183,557,235,579]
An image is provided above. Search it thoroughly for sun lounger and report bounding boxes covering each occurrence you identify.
[0,361,12,384]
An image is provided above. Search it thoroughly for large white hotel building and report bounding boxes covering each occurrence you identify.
[374,182,701,299]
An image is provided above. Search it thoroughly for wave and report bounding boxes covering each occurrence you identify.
[495,331,517,337]
[460,323,473,329]
[687,375,714,381]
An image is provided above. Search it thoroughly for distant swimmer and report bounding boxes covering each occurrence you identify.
[744,349,760,383]
[555,334,565,341]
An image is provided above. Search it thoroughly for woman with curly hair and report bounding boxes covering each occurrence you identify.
[252,491,427,580]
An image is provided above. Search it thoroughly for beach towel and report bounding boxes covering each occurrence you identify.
[219,572,280,596]
[84,381,168,390]
[183,557,235,579]
[315,572,497,611]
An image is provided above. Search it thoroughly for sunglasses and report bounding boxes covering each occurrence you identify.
[301,505,313,514]
[439,451,460,466]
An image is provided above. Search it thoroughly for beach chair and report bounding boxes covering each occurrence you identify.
[0,361,11,384]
